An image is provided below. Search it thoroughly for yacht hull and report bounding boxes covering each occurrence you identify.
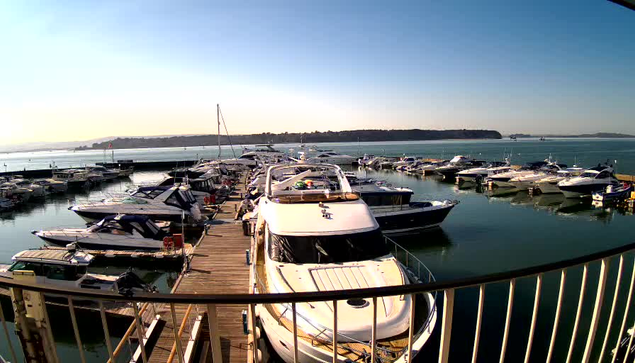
[257,292,437,363]
[72,209,187,223]
[559,184,613,198]
[372,202,455,236]
[37,235,163,251]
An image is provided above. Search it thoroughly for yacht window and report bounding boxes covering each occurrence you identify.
[580,172,597,178]
[43,265,84,280]
[9,262,43,275]
[268,229,389,264]
[166,190,193,208]
[596,171,610,179]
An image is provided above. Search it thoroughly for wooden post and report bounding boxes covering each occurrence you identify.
[207,304,223,363]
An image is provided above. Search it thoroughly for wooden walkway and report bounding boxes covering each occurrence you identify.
[146,183,251,363]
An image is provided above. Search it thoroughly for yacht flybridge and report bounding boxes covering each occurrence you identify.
[70,185,203,223]
[252,163,437,363]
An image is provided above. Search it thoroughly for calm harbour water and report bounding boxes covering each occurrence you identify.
[1,138,634,362]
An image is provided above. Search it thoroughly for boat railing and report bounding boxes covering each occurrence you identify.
[3,242,635,363]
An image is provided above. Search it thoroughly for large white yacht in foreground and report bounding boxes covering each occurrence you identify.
[252,163,437,363]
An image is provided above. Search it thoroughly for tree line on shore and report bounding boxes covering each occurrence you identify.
[82,129,502,150]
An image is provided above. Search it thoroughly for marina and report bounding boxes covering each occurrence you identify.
[1,138,635,363]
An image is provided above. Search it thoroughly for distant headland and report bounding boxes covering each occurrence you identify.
[508,132,635,139]
[79,129,502,150]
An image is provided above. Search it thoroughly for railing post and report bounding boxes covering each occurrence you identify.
[133,302,148,363]
[98,300,115,362]
[438,289,455,363]
[546,270,567,363]
[169,303,185,363]
[582,258,609,363]
[612,256,635,363]
[599,255,624,362]
[499,278,516,363]
[523,274,542,363]
[471,284,485,363]
[371,297,377,363]
[250,304,258,363]
[407,293,416,363]
[332,300,338,363]
[566,263,589,363]
[207,304,223,363]
[68,297,87,363]
[292,302,299,363]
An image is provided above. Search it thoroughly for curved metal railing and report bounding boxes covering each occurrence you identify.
[2,241,635,363]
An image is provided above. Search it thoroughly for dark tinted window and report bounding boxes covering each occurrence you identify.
[268,229,389,264]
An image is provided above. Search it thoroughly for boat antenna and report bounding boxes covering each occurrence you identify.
[217,104,222,160]
[218,106,237,158]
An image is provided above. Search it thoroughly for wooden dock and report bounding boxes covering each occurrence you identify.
[144,181,252,363]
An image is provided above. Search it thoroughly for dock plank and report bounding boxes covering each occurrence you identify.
[147,185,251,363]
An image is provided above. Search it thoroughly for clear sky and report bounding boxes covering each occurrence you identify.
[1,0,634,145]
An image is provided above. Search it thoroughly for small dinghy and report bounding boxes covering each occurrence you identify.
[592,182,632,203]
[33,215,171,251]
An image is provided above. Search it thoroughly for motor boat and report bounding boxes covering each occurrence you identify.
[86,166,120,181]
[252,163,437,363]
[223,144,286,168]
[33,178,68,194]
[11,178,46,198]
[0,182,33,203]
[435,155,483,179]
[456,161,511,183]
[70,185,204,223]
[353,183,457,235]
[53,169,91,189]
[592,182,632,203]
[419,160,447,175]
[558,164,620,198]
[0,246,156,295]
[357,154,375,167]
[392,156,417,170]
[534,169,584,194]
[303,150,357,165]
[33,215,171,251]
[486,160,549,188]
[509,163,568,191]
[0,197,13,212]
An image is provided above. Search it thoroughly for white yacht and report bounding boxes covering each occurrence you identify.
[534,168,584,194]
[223,144,286,167]
[508,163,567,191]
[12,178,46,198]
[70,185,203,223]
[353,183,457,235]
[34,178,68,194]
[53,169,91,189]
[303,150,357,165]
[486,160,549,188]
[253,163,437,363]
[558,165,620,198]
[456,161,511,183]
[33,215,171,251]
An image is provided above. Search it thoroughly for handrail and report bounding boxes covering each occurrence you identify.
[2,241,635,304]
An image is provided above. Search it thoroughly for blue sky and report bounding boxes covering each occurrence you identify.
[1,0,634,144]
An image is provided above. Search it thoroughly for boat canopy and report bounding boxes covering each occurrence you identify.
[11,249,94,266]
[93,215,167,240]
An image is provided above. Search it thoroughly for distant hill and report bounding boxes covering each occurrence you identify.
[507,132,635,139]
[552,132,635,138]
[83,129,502,150]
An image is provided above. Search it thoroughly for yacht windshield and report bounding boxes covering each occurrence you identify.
[268,229,389,264]
[580,172,598,178]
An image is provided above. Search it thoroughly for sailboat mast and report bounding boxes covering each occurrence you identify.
[217,104,221,159]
